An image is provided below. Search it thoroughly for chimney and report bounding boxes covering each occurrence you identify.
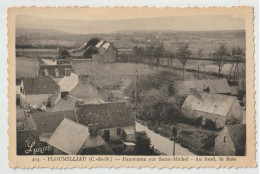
[65,68,71,76]
[88,123,98,137]
[190,88,196,95]
[74,100,81,123]
[36,62,40,76]
[190,88,202,100]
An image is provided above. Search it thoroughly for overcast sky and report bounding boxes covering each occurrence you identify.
[16,14,245,34]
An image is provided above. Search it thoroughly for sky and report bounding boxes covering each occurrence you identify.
[16,13,245,34]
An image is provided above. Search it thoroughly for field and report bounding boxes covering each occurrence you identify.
[16,30,245,57]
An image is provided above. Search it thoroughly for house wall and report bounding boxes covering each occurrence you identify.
[182,108,226,128]
[93,47,117,63]
[99,127,124,142]
[99,125,136,142]
[215,127,236,156]
[21,94,52,107]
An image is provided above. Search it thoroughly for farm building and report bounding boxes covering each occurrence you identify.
[92,41,117,63]
[48,118,112,155]
[20,76,60,108]
[37,61,73,78]
[177,79,231,96]
[215,124,246,156]
[74,101,136,143]
[181,91,243,128]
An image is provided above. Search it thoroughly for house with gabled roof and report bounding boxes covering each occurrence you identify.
[177,79,231,96]
[95,40,104,48]
[181,91,243,128]
[215,124,246,156]
[93,41,117,63]
[48,118,112,155]
[74,101,136,142]
[20,76,60,108]
[23,109,76,142]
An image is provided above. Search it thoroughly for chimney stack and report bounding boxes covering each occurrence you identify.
[190,88,202,100]
[65,68,71,76]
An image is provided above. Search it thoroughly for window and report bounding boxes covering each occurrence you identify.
[224,136,227,143]
[117,128,121,135]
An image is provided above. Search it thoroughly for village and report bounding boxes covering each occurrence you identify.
[16,29,246,156]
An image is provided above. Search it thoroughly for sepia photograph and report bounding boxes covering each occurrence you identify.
[13,8,248,159]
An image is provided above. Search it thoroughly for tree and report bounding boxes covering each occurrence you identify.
[58,48,70,59]
[231,47,244,82]
[87,37,100,48]
[134,131,153,155]
[83,46,98,58]
[197,48,204,58]
[153,42,164,66]
[212,43,229,79]
[134,45,144,62]
[176,43,192,80]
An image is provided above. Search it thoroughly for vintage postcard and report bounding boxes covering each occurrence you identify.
[8,7,256,168]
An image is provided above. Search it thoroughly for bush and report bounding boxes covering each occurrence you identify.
[134,131,153,155]
[58,48,70,59]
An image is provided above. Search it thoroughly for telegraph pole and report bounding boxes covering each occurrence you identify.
[173,140,175,156]
[135,60,138,117]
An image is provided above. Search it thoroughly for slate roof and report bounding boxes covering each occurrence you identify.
[48,118,89,155]
[102,43,110,51]
[226,124,246,149]
[30,110,76,135]
[22,76,60,95]
[58,72,79,92]
[182,93,237,116]
[70,83,99,100]
[51,96,75,112]
[77,102,135,129]
[178,79,231,95]
[95,40,104,48]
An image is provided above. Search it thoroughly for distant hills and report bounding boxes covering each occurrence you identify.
[16,15,245,35]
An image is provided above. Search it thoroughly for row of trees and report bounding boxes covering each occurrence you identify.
[135,41,244,81]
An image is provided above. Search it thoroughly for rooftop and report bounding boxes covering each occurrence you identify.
[226,124,246,149]
[77,101,135,129]
[22,76,60,95]
[29,110,77,135]
[48,118,89,155]
[182,92,237,116]
[177,79,231,95]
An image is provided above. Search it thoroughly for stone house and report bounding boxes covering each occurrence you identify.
[92,41,117,63]
[215,124,246,156]
[48,118,112,155]
[181,91,243,128]
[20,76,60,108]
[74,101,136,143]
